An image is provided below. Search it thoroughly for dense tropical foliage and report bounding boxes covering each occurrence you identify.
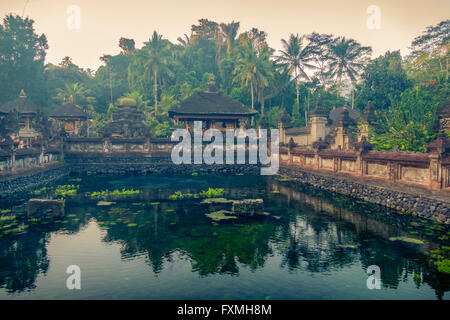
[0,14,448,149]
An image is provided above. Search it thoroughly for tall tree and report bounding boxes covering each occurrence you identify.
[407,20,449,82]
[410,19,449,58]
[119,37,135,54]
[307,32,335,88]
[177,34,190,48]
[233,42,259,110]
[59,56,73,67]
[327,37,372,86]
[137,31,173,113]
[220,21,240,55]
[0,14,48,105]
[355,51,411,112]
[190,18,219,43]
[54,83,96,112]
[276,34,316,105]
[233,41,272,115]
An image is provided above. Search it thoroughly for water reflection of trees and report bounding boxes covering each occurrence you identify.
[96,194,448,300]
[99,203,276,275]
[0,177,448,298]
[0,207,92,293]
[273,179,450,299]
[0,231,50,292]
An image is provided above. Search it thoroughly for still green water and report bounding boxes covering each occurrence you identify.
[0,174,449,299]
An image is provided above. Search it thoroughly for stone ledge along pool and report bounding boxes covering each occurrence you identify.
[0,174,449,299]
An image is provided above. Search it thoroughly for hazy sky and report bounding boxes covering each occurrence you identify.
[1,0,449,70]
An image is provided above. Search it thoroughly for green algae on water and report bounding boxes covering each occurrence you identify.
[205,210,237,222]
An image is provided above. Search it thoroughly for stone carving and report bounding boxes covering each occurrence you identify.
[100,98,149,138]
[34,110,58,145]
[0,109,19,140]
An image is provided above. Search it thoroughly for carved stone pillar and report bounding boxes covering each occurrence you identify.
[429,154,442,189]
[11,148,16,172]
[333,157,339,173]
[388,162,398,181]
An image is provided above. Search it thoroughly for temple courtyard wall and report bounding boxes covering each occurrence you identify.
[0,137,448,223]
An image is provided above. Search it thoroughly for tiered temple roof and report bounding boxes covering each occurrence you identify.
[0,90,39,116]
[100,98,148,138]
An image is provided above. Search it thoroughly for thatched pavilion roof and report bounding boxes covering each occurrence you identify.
[49,103,88,119]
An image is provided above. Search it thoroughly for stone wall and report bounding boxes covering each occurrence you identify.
[284,145,450,189]
[0,163,69,199]
[279,165,450,224]
[0,148,60,173]
[64,152,259,176]
[0,135,449,224]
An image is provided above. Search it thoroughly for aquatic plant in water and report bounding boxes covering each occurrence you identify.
[436,259,450,274]
[55,185,79,197]
[205,210,237,221]
[32,186,47,195]
[430,247,450,274]
[169,188,224,201]
[90,189,141,200]
[199,188,224,198]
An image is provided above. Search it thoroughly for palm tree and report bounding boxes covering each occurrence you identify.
[327,37,372,86]
[177,34,190,48]
[100,54,113,104]
[54,83,95,112]
[233,41,272,115]
[276,34,316,105]
[220,21,240,55]
[255,47,274,116]
[137,31,173,113]
[233,43,257,110]
[59,56,73,67]
[122,91,151,112]
[307,32,336,88]
[215,27,224,63]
